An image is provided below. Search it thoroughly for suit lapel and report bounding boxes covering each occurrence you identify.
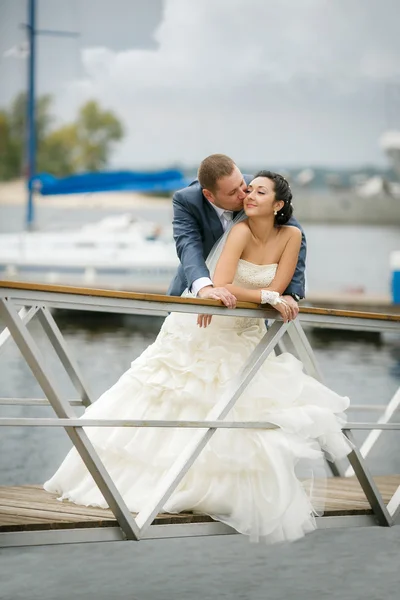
[203,197,224,242]
[206,207,246,243]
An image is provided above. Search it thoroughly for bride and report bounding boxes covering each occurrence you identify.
[44,170,351,543]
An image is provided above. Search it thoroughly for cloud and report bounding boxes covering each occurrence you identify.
[55,0,400,167]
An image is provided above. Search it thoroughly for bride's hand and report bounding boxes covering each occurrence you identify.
[274,299,292,323]
[197,314,213,328]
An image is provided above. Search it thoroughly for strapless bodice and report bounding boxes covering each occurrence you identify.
[233,259,278,290]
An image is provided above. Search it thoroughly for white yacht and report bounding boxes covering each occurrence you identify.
[0,214,179,293]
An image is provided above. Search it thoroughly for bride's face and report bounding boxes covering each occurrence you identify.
[244,177,284,218]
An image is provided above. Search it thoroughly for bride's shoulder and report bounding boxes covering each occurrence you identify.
[231,220,251,237]
[225,221,251,249]
[280,225,302,240]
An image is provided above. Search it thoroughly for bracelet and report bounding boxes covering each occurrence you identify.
[260,290,282,306]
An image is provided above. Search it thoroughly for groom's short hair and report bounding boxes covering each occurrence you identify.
[198,154,236,192]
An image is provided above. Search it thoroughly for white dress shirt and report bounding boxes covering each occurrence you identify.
[191,205,234,297]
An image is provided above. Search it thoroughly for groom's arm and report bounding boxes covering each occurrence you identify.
[283,216,306,298]
[172,191,211,291]
[172,192,236,308]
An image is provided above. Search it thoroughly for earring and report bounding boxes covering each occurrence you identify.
[274,210,278,216]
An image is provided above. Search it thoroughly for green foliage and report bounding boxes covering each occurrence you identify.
[0,93,125,180]
[0,110,20,180]
[37,124,77,176]
[73,100,124,172]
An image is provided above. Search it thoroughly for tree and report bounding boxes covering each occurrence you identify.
[73,100,124,172]
[1,93,54,178]
[37,124,77,176]
[0,110,20,180]
[0,94,125,180]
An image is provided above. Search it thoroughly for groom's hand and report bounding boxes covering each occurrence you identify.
[281,295,299,320]
[198,285,237,309]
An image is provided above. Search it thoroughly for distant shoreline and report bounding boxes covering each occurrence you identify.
[0,179,171,209]
[2,179,400,226]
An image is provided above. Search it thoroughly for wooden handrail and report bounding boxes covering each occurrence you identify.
[0,279,399,322]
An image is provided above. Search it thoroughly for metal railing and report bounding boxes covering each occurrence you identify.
[0,280,399,546]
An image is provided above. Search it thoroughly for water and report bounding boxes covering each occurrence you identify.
[305,223,400,294]
[0,204,400,599]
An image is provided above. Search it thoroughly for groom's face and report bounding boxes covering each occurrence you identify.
[208,167,248,211]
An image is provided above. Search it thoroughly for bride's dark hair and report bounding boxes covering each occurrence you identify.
[254,170,293,226]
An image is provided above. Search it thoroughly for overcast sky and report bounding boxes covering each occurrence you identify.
[1,0,400,169]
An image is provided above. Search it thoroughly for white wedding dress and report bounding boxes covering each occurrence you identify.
[44,260,351,543]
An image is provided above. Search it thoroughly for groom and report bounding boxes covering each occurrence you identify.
[167,154,306,318]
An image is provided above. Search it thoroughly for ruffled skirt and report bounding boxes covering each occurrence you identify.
[44,311,351,543]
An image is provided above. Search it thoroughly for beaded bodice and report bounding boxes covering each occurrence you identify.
[233,259,277,290]
[222,260,278,330]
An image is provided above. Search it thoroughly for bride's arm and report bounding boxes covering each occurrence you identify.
[212,223,264,303]
[263,227,302,294]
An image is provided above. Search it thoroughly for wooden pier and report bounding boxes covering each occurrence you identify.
[0,280,399,547]
[1,475,400,532]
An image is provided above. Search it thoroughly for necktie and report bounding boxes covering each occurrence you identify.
[222,210,234,231]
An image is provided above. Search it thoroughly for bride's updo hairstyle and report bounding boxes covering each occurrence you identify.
[254,170,293,226]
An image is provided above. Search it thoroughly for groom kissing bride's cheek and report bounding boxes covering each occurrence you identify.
[168,154,306,326]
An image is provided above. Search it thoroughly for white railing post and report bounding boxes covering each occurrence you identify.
[0,297,141,541]
[345,386,400,477]
[36,306,94,406]
[343,429,393,527]
[0,305,39,356]
[387,485,400,522]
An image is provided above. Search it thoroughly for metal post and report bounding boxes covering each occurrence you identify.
[0,305,38,356]
[26,0,36,230]
[37,306,94,406]
[387,485,400,522]
[343,429,393,527]
[0,297,140,541]
[345,386,400,477]
[286,320,325,381]
[23,0,80,230]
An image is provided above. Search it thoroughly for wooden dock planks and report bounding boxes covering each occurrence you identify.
[1,476,399,533]
[0,485,213,532]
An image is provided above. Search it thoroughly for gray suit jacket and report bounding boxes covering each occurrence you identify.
[167,175,306,297]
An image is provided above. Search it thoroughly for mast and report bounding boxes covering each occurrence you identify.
[26,0,36,229]
[24,0,79,229]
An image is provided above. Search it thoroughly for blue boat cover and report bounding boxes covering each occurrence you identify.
[29,170,191,195]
